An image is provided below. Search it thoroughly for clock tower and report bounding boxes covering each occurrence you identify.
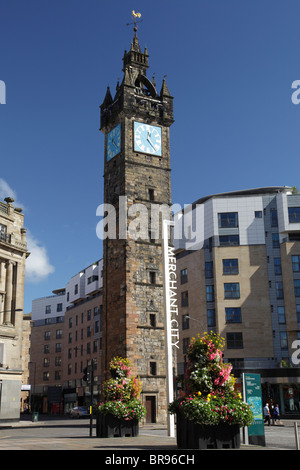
[100,25,174,423]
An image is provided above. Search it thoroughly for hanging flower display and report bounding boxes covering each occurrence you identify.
[169,332,253,427]
[98,356,146,422]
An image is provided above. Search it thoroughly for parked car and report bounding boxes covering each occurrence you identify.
[70,406,89,418]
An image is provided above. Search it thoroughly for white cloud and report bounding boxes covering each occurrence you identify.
[0,178,55,283]
[0,178,18,203]
[25,231,55,283]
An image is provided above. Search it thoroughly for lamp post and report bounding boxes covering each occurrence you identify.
[29,361,36,413]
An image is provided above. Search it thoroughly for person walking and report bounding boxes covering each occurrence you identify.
[263,403,271,426]
[273,404,280,424]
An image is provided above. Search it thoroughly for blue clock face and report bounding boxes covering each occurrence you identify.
[107,124,121,161]
[134,122,162,156]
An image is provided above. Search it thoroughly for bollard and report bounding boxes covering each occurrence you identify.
[294,422,299,450]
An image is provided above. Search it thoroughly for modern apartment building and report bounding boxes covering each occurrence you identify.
[0,197,29,422]
[175,186,300,417]
[29,260,103,413]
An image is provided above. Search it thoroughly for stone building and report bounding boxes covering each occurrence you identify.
[100,28,174,423]
[0,197,29,422]
[175,186,300,417]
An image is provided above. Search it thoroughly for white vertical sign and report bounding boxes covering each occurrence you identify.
[162,219,179,438]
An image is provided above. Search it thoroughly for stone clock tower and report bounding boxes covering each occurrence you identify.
[100,27,174,423]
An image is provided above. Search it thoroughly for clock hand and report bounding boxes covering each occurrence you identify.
[147,131,156,150]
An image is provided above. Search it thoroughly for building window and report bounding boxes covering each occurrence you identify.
[288,207,300,223]
[276,282,284,299]
[149,271,156,284]
[43,372,50,381]
[57,303,63,312]
[45,305,51,314]
[218,212,238,228]
[55,357,61,366]
[181,291,189,307]
[294,280,300,297]
[255,211,262,218]
[206,285,214,302]
[87,309,91,321]
[227,332,243,349]
[292,255,300,272]
[180,268,188,284]
[225,307,242,323]
[43,358,50,367]
[182,314,190,330]
[223,259,239,275]
[183,338,190,354]
[68,333,72,344]
[205,262,213,278]
[74,284,78,295]
[0,224,7,241]
[280,331,288,349]
[148,188,155,201]
[219,235,239,246]
[274,258,282,275]
[44,331,51,340]
[150,362,157,375]
[44,344,50,354]
[207,309,216,327]
[56,343,62,352]
[87,325,91,337]
[55,371,61,380]
[272,233,280,248]
[270,209,278,227]
[69,317,72,328]
[93,340,98,353]
[149,313,156,327]
[56,329,62,339]
[278,306,286,324]
[296,305,300,322]
[224,283,240,299]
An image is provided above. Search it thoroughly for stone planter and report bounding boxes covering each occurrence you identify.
[96,412,139,438]
[177,412,241,449]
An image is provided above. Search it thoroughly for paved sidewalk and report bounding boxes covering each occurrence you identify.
[0,416,299,450]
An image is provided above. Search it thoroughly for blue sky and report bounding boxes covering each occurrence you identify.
[1,0,300,313]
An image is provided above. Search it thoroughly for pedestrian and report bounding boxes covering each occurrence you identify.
[263,403,271,425]
[270,402,275,425]
[273,404,280,424]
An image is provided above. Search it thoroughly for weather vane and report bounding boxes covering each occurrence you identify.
[126,10,143,31]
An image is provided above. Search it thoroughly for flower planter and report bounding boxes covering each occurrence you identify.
[177,412,240,449]
[96,412,139,438]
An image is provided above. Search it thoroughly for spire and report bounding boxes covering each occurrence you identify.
[100,86,113,110]
[123,10,148,73]
[160,77,171,97]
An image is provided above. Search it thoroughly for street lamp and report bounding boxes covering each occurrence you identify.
[184,314,206,330]
[0,308,23,326]
[29,361,36,413]
[0,309,23,313]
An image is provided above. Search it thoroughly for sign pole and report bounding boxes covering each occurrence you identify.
[162,219,175,438]
[242,373,249,445]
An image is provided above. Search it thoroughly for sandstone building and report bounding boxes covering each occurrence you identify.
[0,197,28,422]
[175,186,300,417]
